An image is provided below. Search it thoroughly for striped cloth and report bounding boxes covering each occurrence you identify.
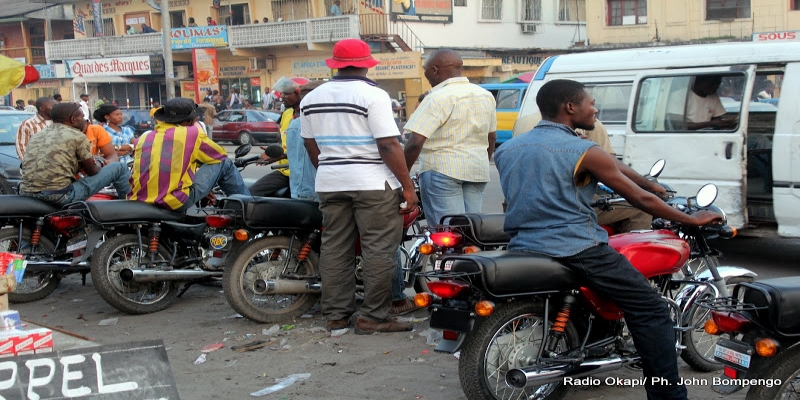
[403,77,497,182]
[15,114,52,159]
[128,123,227,210]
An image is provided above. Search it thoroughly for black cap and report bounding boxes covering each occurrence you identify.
[153,98,204,123]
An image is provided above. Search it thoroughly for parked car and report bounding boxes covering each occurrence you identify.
[0,110,34,194]
[120,109,155,137]
[212,110,281,145]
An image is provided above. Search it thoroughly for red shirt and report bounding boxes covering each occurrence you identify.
[207,19,217,25]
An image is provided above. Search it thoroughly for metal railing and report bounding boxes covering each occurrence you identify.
[45,33,163,62]
[358,13,425,53]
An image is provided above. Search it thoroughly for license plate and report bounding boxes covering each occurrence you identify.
[715,344,752,368]
[208,234,229,250]
[435,259,442,270]
[66,237,87,252]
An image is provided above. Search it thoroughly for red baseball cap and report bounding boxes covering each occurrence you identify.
[326,39,380,69]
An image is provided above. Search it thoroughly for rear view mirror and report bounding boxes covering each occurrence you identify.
[695,184,718,208]
[649,159,666,178]
[234,144,252,158]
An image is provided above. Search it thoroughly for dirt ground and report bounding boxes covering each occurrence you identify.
[13,275,746,400]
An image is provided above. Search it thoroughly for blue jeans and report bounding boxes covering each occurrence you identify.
[25,163,130,206]
[176,158,250,212]
[419,170,487,225]
[558,244,688,400]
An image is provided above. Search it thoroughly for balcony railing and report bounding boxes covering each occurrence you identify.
[359,13,424,53]
[45,15,360,62]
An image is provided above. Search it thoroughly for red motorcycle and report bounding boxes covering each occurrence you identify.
[414,184,744,400]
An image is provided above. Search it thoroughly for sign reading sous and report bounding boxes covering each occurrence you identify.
[171,26,228,49]
[0,340,178,400]
[65,56,161,78]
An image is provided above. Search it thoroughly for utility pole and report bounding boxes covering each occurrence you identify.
[160,0,175,99]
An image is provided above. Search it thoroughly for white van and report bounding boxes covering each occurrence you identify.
[517,41,800,238]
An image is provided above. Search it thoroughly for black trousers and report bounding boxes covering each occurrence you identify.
[249,171,289,197]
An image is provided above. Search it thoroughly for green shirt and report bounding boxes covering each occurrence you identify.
[21,123,92,193]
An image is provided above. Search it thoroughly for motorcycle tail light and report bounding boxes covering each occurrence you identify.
[427,281,469,299]
[711,311,751,333]
[414,292,432,308]
[47,215,82,234]
[755,338,779,357]
[419,243,435,255]
[475,300,495,317]
[723,366,738,379]
[205,215,233,228]
[704,319,720,335]
[442,330,459,341]
[463,245,481,254]
[430,232,462,248]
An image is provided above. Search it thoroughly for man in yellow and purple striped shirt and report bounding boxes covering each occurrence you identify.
[129,98,250,211]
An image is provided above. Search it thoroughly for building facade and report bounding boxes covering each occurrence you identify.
[586,0,800,46]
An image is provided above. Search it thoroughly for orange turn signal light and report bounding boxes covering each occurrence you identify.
[234,229,249,241]
[463,245,481,254]
[414,292,432,308]
[419,243,435,255]
[730,227,738,238]
[704,319,720,335]
[755,338,779,357]
[474,300,495,317]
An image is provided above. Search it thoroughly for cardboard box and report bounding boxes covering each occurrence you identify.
[0,311,21,331]
[0,328,54,356]
[0,334,15,357]
[31,328,53,354]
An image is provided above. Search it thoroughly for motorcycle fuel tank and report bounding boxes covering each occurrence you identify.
[608,230,690,279]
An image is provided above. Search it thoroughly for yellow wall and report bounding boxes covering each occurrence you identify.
[587,0,800,45]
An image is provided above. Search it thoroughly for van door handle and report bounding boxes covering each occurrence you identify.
[724,142,733,159]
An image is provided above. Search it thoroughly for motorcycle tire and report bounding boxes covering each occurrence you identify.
[745,344,800,400]
[459,299,579,400]
[90,234,179,314]
[0,228,61,303]
[680,275,755,372]
[222,235,320,324]
[412,254,435,294]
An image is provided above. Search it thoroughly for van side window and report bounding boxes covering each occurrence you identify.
[633,73,746,132]
[496,89,520,109]
[586,84,632,124]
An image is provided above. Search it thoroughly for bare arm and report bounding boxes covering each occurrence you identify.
[80,157,102,176]
[377,137,418,214]
[579,147,720,226]
[487,131,496,161]
[303,138,320,169]
[403,132,426,171]
[98,142,120,164]
[615,160,665,196]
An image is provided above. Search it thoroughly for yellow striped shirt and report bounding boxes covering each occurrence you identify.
[276,108,292,177]
[404,77,497,182]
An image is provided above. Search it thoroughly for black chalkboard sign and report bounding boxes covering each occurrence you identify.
[0,339,180,399]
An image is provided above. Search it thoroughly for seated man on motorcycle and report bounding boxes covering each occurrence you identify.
[128,98,250,212]
[512,112,657,232]
[495,79,721,400]
[249,76,310,197]
[20,102,130,206]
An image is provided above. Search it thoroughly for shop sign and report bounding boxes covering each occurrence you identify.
[368,52,422,80]
[65,56,158,77]
[181,81,197,100]
[753,30,800,42]
[192,48,220,103]
[27,80,62,88]
[291,58,330,79]
[219,64,259,78]
[390,0,453,23]
[171,26,228,49]
[250,77,261,88]
[34,64,58,79]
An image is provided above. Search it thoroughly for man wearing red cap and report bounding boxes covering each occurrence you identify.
[300,38,419,334]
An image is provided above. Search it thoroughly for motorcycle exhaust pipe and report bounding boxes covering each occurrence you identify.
[119,268,223,283]
[252,279,322,295]
[26,260,89,271]
[506,356,640,389]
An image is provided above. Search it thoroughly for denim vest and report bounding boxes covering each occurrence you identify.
[286,118,318,201]
[495,120,608,257]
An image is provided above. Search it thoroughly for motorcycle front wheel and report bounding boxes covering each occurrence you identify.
[0,228,61,303]
[459,299,579,400]
[90,234,179,314]
[222,235,320,324]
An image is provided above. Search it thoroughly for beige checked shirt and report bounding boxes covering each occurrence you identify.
[16,114,52,160]
[404,77,497,182]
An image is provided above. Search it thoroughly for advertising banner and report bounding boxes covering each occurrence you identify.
[390,0,453,23]
[92,0,103,36]
[171,26,228,49]
[65,56,155,77]
[192,48,220,103]
[33,64,58,79]
[291,58,330,79]
[368,52,422,80]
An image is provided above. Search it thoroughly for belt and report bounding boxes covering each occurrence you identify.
[36,184,74,195]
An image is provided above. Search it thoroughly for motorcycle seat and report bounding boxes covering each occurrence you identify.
[741,277,800,335]
[83,200,184,223]
[0,195,60,217]
[221,195,322,230]
[441,213,511,246]
[439,251,579,297]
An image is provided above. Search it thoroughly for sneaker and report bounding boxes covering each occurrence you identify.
[326,318,350,331]
[354,317,413,335]
[390,298,419,315]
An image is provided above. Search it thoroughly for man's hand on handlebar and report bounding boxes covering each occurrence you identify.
[690,210,723,227]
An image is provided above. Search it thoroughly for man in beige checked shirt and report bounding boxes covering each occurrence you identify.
[15,97,56,160]
[403,49,497,226]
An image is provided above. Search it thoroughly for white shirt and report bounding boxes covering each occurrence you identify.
[685,92,726,123]
[79,100,91,121]
[300,76,401,192]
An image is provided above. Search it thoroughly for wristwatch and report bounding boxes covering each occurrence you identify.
[114,145,120,151]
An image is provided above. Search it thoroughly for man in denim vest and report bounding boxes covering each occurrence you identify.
[495,79,722,400]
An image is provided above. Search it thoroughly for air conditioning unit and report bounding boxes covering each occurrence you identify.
[520,23,540,34]
[249,57,267,70]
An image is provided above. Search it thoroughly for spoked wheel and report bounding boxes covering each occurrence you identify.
[459,300,579,400]
[90,234,179,314]
[0,228,61,303]
[746,348,800,399]
[412,254,435,294]
[222,235,320,324]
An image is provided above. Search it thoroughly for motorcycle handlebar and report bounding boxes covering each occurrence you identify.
[234,155,261,168]
[271,164,289,170]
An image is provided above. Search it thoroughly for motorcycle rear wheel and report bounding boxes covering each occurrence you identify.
[459,300,579,400]
[0,228,61,303]
[91,234,179,314]
[222,235,320,324]
[745,345,800,400]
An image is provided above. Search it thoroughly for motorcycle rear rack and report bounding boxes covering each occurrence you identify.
[696,297,767,313]
[416,270,482,279]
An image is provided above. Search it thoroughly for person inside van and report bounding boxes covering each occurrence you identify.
[668,75,736,130]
